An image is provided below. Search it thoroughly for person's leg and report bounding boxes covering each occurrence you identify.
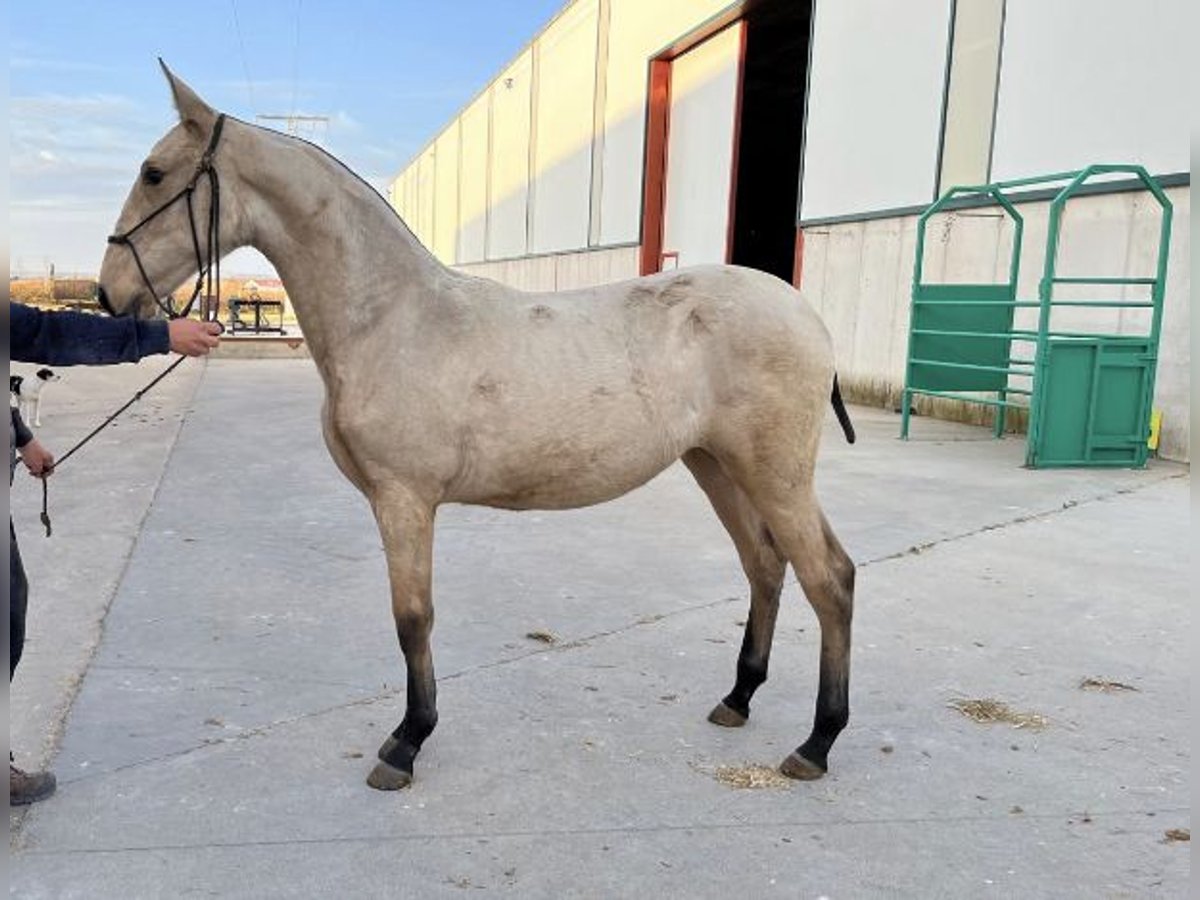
[11,519,28,681]
[9,518,56,805]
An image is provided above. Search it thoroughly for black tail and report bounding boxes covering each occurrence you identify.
[831,374,856,444]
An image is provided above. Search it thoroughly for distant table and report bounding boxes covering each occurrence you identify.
[228,297,285,334]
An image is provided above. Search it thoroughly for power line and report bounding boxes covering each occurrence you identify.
[256,114,329,145]
[290,0,303,118]
[229,0,256,111]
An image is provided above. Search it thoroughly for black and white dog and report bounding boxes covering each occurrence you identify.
[10,369,61,428]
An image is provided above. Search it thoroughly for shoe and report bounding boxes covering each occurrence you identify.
[10,763,56,806]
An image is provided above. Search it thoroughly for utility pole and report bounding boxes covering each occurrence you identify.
[256,114,330,142]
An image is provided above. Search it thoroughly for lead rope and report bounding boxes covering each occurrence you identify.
[37,353,191,536]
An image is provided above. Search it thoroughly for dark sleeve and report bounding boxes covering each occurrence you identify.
[10,303,171,366]
[12,407,33,449]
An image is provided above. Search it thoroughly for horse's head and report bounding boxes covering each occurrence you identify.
[98,62,235,318]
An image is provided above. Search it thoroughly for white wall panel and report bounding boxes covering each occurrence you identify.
[431,127,460,264]
[396,170,415,224]
[800,0,950,221]
[530,0,599,255]
[405,168,418,229]
[455,245,640,291]
[487,51,533,260]
[661,23,742,267]
[415,147,436,251]
[598,0,732,245]
[991,0,1188,180]
[458,95,490,264]
[938,0,1004,192]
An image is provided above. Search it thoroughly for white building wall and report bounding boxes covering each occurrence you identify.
[799,0,951,221]
[455,245,639,292]
[390,0,736,283]
[991,0,1188,181]
[457,95,490,264]
[414,147,436,250]
[487,52,534,260]
[596,0,733,245]
[530,0,599,254]
[431,126,460,262]
[660,21,742,268]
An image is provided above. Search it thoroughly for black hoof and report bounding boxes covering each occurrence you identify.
[707,701,748,728]
[378,735,400,761]
[779,751,826,781]
[367,761,413,791]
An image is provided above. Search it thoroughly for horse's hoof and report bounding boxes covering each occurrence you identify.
[779,752,826,781]
[378,735,399,761]
[707,701,748,728]
[367,761,413,791]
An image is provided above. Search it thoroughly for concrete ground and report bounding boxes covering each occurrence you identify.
[9,358,1190,898]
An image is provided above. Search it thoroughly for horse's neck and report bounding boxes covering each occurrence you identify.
[239,126,445,367]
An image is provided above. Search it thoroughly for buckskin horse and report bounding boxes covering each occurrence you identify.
[98,64,857,791]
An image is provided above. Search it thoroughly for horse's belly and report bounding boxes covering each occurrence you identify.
[464,455,675,511]
[449,401,694,511]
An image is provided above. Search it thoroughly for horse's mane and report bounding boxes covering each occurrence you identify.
[234,115,428,251]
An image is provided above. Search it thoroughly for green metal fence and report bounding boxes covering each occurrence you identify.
[900,164,1173,468]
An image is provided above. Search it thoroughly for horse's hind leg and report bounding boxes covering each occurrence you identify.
[719,436,855,778]
[683,449,787,727]
[367,489,439,790]
[754,487,855,779]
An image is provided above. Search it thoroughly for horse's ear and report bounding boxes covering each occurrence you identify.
[159,59,216,139]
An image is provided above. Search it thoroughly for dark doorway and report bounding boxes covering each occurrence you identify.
[730,0,811,283]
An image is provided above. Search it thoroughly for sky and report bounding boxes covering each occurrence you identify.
[10,0,566,277]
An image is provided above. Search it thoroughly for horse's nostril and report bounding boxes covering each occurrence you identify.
[96,285,115,316]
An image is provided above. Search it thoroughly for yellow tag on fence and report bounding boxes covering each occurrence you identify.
[1147,409,1162,451]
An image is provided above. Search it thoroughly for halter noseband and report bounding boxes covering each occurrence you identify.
[107,113,227,322]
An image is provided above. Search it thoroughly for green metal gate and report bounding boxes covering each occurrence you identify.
[900,165,1173,468]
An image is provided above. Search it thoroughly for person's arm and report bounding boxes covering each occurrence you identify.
[10,302,169,365]
[12,407,34,450]
[10,303,221,364]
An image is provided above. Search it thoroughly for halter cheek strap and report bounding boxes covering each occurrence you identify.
[107,113,227,323]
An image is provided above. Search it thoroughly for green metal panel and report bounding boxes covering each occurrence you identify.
[903,164,1172,468]
[908,284,1016,391]
[1028,338,1152,468]
[1026,164,1171,469]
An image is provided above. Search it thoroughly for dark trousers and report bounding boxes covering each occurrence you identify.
[10,519,28,681]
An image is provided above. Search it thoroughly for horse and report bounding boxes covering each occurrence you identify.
[98,63,857,791]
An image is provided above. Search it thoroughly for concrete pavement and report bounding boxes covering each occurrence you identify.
[10,359,1190,898]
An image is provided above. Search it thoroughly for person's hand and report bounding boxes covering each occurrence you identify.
[168,319,222,356]
[19,439,55,478]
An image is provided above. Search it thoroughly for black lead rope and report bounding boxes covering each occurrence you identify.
[38,114,229,536]
[38,354,190,536]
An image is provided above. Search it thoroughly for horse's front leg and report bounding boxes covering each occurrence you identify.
[367,488,438,791]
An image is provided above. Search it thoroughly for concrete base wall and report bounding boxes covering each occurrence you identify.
[800,186,1190,461]
[212,335,311,360]
[455,245,640,291]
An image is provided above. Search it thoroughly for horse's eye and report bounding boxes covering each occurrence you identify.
[143,167,165,186]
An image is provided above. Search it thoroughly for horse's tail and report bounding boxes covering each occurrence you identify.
[831,374,856,444]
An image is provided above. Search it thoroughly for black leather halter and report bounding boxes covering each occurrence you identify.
[106,113,227,321]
